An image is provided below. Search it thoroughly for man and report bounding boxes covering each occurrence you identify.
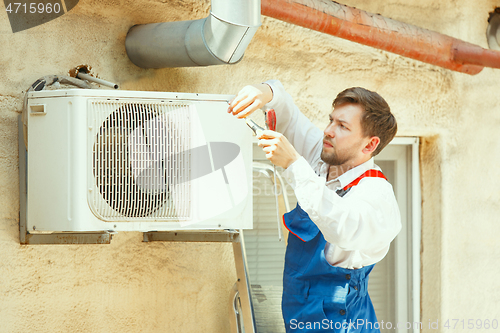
[228,80,401,332]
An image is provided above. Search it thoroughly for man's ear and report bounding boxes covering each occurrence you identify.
[363,136,380,155]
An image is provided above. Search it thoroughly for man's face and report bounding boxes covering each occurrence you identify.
[321,103,369,166]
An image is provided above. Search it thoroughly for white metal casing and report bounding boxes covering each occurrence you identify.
[24,89,252,232]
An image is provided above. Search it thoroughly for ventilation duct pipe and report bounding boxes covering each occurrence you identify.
[262,0,500,75]
[126,0,261,68]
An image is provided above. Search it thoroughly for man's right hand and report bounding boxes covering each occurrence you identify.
[227,83,273,118]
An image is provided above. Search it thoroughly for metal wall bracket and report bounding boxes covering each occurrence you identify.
[143,230,256,333]
[20,231,112,245]
[143,230,240,243]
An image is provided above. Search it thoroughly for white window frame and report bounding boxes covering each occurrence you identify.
[374,137,421,333]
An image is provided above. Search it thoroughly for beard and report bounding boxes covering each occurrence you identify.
[321,148,349,166]
[320,139,357,166]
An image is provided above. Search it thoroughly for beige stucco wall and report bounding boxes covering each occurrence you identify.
[1,0,499,332]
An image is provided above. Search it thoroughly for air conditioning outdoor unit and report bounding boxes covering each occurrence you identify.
[21,89,252,233]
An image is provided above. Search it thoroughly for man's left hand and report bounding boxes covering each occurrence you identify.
[257,130,300,169]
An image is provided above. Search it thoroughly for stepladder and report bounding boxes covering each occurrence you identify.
[143,230,256,333]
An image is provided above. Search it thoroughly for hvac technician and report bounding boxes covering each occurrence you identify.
[227,80,401,333]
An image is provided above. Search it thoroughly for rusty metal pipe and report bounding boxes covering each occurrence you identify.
[261,0,500,75]
[452,43,500,68]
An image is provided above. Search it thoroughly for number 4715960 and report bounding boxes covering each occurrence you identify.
[444,319,498,330]
[5,3,61,14]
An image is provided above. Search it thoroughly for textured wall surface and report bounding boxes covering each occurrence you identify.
[1,0,500,332]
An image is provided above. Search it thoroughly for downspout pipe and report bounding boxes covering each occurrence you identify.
[262,0,500,75]
[126,0,261,68]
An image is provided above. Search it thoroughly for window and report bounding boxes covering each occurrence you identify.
[369,138,421,333]
[246,137,421,333]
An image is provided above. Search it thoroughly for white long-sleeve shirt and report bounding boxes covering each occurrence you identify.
[265,80,402,269]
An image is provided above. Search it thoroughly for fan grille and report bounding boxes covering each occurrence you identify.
[89,100,192,221]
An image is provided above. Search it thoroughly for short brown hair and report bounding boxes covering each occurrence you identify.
[333,87,397,156]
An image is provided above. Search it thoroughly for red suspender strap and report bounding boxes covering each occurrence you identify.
[342,169,387,191]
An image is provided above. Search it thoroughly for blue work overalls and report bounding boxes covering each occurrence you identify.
[282,170,387,333]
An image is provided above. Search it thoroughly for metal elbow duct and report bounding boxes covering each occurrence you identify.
[125,0,261,68]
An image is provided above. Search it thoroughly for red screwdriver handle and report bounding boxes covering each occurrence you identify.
[266,109,276,131]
